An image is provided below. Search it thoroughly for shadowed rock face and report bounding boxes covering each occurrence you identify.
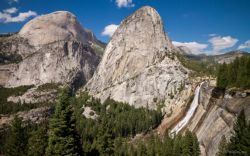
[0,11,102,89]
[85,6,188,109]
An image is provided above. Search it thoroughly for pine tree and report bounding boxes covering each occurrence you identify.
[216,135,227,156]
[173,134,183,156]
[192,132,200,156]
[163,132,173,156]
[228,110,246,151]
[4,116,27,156]
[227,109,250,155]
[217,63,228,89]
[146,135,155,156]
[181,130,200,156]
[137,141,147,156]
[46,87,80,156]
[182,130,193,156]
[95,117,114,156]
[114,137,124,156]
[217,56,250,89]
[27,127,48,156]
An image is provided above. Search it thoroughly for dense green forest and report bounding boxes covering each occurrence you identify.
[0,84,56,114]
[217,56,250,89]
[176,53,218,77]
[0,87,201,156]
[216,110,250,156]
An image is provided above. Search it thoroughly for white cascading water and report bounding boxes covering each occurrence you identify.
[170,82,204,135]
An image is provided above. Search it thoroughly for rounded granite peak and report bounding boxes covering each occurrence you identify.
[136,6,158,13]
[119,6,161,26]
[19,10,96,46]
[85,6,184,109]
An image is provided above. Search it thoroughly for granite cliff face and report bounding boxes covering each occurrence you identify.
[19,11,100,47]
[0,11,103,89]
[85,6,188,109]
[187,83,250,156]
[158,81,250,156]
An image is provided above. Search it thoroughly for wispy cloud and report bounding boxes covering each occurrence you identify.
[115,0,135,8]
[102,24,119,37]
[208,33,217,37]
[0,7,37,23]
[173,41,208,54]
[208,36,238,52]
[8,0,18,4]
[3,7,18,14]
[238,40,250,49]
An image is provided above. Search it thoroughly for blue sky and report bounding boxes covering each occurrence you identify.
[0,0,250,54]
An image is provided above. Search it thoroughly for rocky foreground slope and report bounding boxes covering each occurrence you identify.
[158,81,250,156]
[0,11,103,89]
[85,6,188,109]
[188,83,250,156]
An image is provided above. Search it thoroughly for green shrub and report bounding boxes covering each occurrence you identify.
[36,83,60,92]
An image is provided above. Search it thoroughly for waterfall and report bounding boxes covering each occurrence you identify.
[170,82,204,135]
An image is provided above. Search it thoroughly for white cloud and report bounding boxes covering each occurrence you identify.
[3,7,18,14]
[208,33,217,37]
[0,9,37,23]
[116,0,135,8]
[209,36,238,51]
[172,41,208,54]
[102,24,119,37]
[238,40,250,49]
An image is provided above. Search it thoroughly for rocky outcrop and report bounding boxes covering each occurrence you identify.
[157,80,250,156]
[85,6,188,109]
[0,11,103,89]
[0,107,51,128]
[189,85,250,156]
[7,87,58,104]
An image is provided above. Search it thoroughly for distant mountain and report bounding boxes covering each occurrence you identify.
[178,48,250,64]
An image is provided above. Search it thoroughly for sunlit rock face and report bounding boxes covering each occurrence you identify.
[1,11,101,89]
[19,11,98,46]
[85,6,188,109]
[186,82,250,156]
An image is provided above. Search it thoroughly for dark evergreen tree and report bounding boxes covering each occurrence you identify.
[27,127,48,156]
[173,134,183,156]
[227,109,250,155]
[217,63,228,89]
[192,132,200,156]
[4,116,27,156]
[137,141,147,156]
[216,135,227,156]
[182,130,194,156]
[95,116,114,156]
[163,132,174,156]
[217,56,250,89]
[46,87,80,156]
